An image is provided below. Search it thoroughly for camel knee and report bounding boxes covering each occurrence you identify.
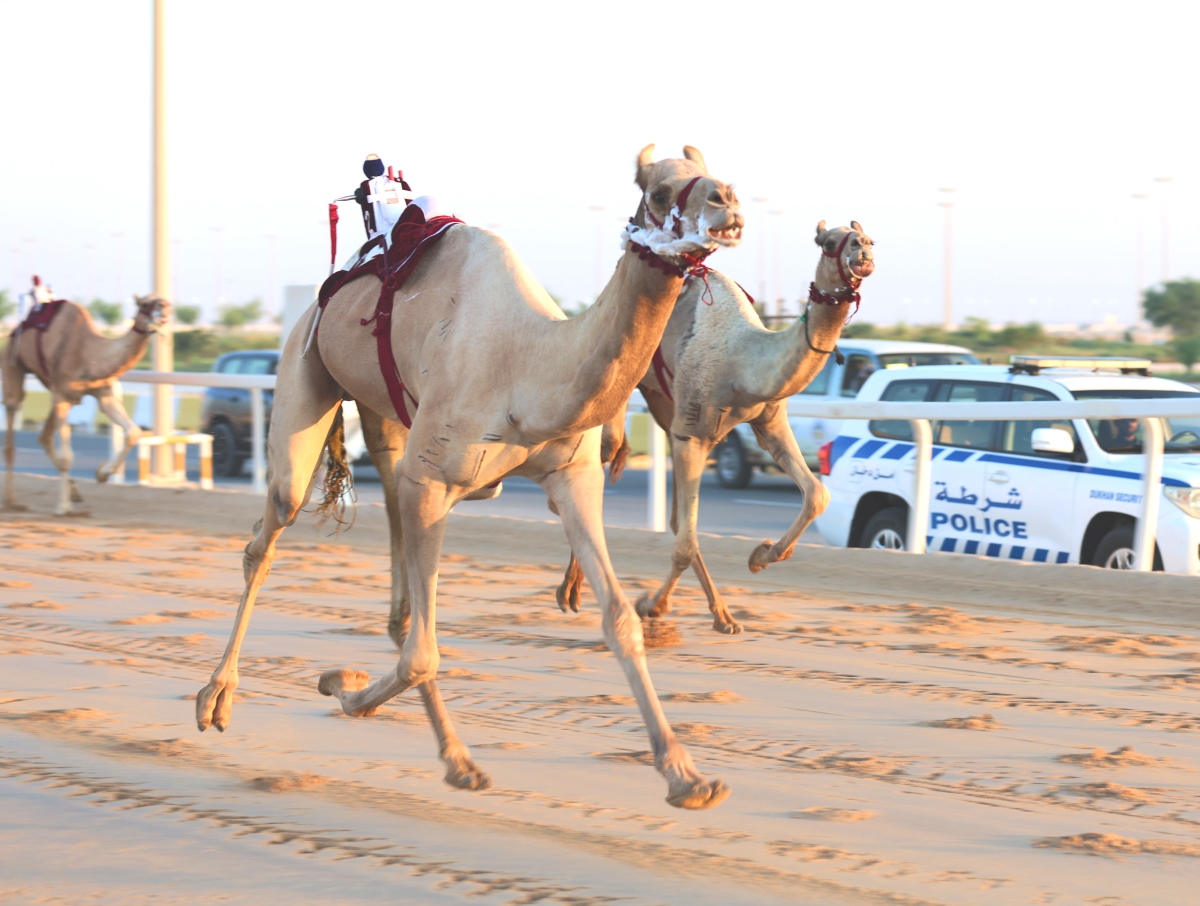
[602,601,646,660]
[270,486,304,527]
[671,535,699,572]
[397,643,439,687]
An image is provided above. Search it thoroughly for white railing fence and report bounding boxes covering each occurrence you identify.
[110,373,1200,572]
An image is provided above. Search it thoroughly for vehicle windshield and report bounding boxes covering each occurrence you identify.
[1072,388,1200,453]
[878,352,980,369]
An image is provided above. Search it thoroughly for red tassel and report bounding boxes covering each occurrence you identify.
[328,203,340,272]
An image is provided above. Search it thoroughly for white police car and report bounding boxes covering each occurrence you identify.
[816,357,1200,573]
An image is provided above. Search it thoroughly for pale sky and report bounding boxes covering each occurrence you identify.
[2,0,1196,327]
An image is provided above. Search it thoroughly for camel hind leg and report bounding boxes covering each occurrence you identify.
[359,407,490,790]
[196,355,343,733]
[539,450,729,810]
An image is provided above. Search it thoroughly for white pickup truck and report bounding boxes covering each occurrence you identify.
[815,356,1200,574]
[712,339,979,487]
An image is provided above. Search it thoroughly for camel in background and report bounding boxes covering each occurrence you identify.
[3,292,171,514]
[556,222,874,633]
[196,147,744,809]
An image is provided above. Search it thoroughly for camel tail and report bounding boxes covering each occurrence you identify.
[607,436,631,484]
[315,405,356,529]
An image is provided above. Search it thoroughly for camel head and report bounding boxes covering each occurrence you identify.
[623,145,743,266]
[132,294,172,332]
[812,221,875,297]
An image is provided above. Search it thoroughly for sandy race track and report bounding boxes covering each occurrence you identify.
[2,472,1199,905]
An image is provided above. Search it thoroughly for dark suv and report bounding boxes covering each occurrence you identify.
[201,350,279,477]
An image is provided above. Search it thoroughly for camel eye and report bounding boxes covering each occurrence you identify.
[825,240,837,253]
[651,189,669,205]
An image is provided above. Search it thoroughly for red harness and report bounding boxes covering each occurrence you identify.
[317,210,462,428]
[10,299,67,385]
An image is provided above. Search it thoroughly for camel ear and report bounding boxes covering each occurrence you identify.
[682,145,708,174]
[814,220,827,245]
[635,144,656,189]
[851,220,863,233]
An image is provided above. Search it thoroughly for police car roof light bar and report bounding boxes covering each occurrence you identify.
[1009,355,1153,377]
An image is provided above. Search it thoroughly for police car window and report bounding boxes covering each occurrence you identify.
[1000,386,1081,459]
[841,354,876,397]
[868,379,936,440]
[219,358,244,374]
[1073,388,1200,453]
[877,352,981,368]
[931,381,1004,449]
[800,355,836,396]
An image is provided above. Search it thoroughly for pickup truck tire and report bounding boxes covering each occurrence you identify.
[860,506,907,551]
[714,435,753,489]
[210,421,244,478]
[1093,524,1163,570]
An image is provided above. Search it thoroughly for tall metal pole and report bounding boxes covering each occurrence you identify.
[152,0,174,474]
[1154,176,1172,283]
[1133,193,1149,322]
[939,188,955,331]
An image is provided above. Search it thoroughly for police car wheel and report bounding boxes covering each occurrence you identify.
[1093,524,1162,570]
[715,436,753,489]
[861,507,907,551]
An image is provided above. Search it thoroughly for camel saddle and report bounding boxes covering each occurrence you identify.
[317,206,463,428]
[10,299,69,385]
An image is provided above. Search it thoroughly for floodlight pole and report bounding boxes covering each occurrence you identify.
[152,0,175,475]
[939,188,955,331]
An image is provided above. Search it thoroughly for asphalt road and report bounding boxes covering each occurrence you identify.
[6,429,823,543]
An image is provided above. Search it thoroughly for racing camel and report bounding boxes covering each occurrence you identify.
[196,146,744,809]
[3,290,171,515]
[556,222,875,633]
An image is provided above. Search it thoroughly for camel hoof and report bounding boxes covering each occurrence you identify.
[317,667,371,697]
[95,467,109,484]
[635,593,669,620]
[667,777,731,810]
[713,615,743,635]
[445,764,492,791]
[196,681,234,733]
[555,580,581,614]
[748,540,775,573]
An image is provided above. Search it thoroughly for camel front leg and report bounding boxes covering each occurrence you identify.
[318,472,448,716]
[93,388,141,483]
[746,408,830,573]
[39,398,82,515]
[3,404,26,512]
[540,458,729,809]
[197,385,342,732]
[358,408,490,791]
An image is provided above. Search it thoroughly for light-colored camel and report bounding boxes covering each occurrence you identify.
[195,146,744,809]
[3,294,172,514]
[556,222,874,633]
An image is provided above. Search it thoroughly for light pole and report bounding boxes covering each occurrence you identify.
[938,187,956,331]
[752,196,768,307]
[1133,193,1149,323]
[151,0,174,477]
[589,205,605,302]
[1154,176,1172,283]
[769,208,784,322]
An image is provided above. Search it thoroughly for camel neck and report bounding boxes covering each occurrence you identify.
[84,320,155,382]
[744,295,854,402]
[530,247,684,437]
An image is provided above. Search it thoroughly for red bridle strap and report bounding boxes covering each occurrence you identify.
[643,176,704,238]
[822,230,862,291]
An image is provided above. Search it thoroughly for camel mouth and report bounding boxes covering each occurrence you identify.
[851,260,875,278]
[707,224,743,245]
